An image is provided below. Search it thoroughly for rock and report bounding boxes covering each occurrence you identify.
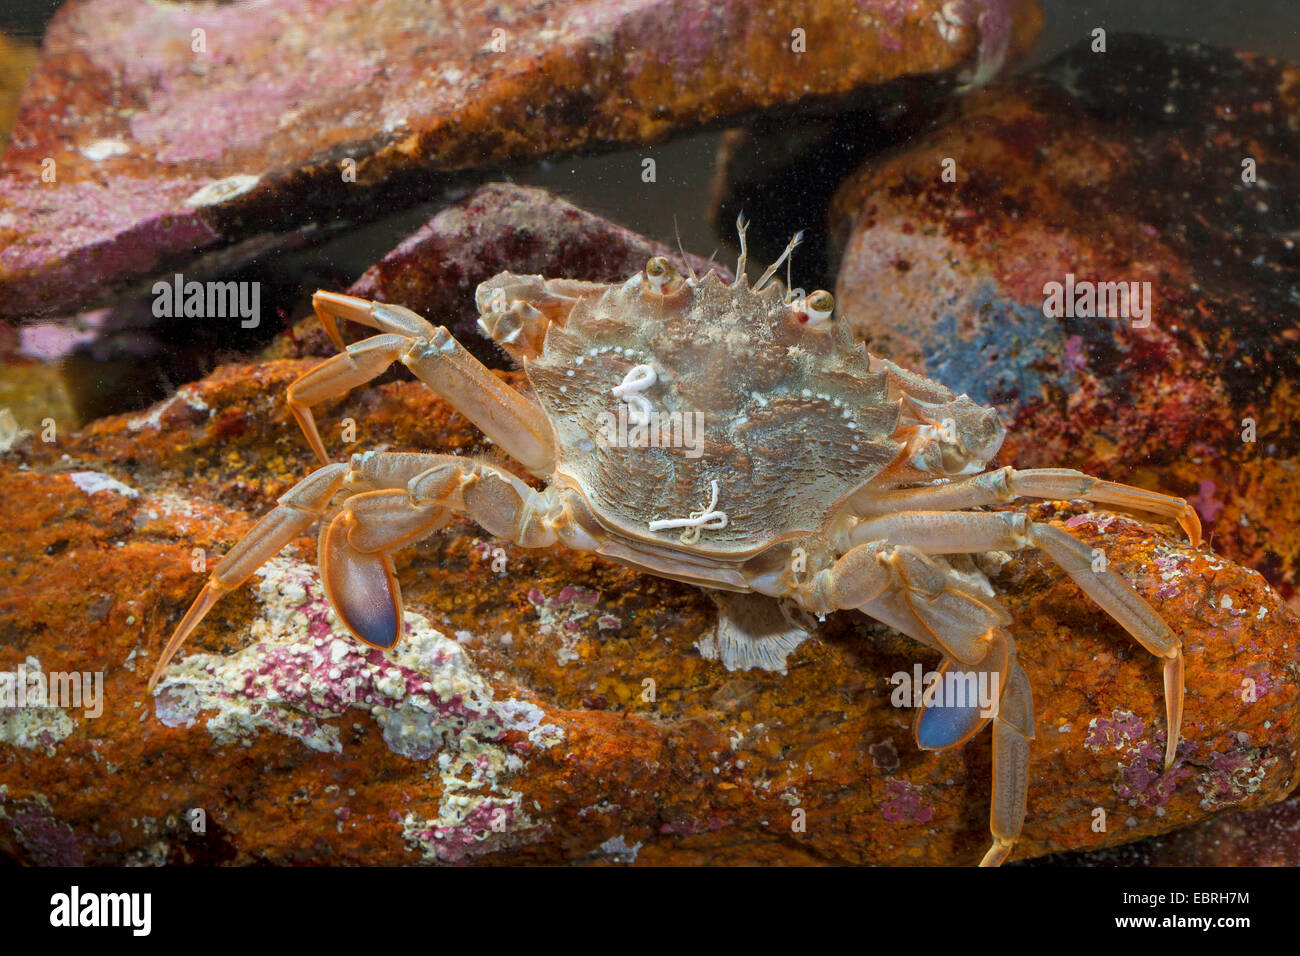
[4,305,193,428]
[1028,793,1300,866]
[705,1,1044,287]
[1,349,1296,865]
[0,33,39,154]
[11,221,375,425]
[829,34,1300,609]
[0,326,81,438]
[271,183,731,366]
[1136,794,1300,866]
[0,0,1042,319]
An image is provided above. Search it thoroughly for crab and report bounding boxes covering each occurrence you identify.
[147,220,1200,866]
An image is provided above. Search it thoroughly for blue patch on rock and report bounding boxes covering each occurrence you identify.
[920,281,1072,411]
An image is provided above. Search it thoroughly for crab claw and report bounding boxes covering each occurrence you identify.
[320,511,403,649]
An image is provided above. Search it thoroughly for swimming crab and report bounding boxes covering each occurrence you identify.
[148,221,1199,866]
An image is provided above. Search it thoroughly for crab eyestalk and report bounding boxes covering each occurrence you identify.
[795,290,835,328]
[644,256,684,294]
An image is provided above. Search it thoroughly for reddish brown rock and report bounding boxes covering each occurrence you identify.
[272,183,730,366]
[830,35,1300,609]
[1034,793,1300,866]
[1,348,1296,865]
[1140,795,1300,866]
[0,0,1042,319]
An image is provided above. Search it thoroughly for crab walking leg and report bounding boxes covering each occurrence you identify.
[806,542,1015,723]
[287,334,409,465]
[800,540,893,614]
[346,453,564,554]
[982,661,1034,868]
[312,291,437,351]
[805,542,1011,665]
[147,463,351,690]
[292,292,557,474]
[912,630,1034,868]
[149,452,578,691]
[400,329,556,474]
[802,542,1034,865]
[855,465,1202,545]
[848,510,1184,768]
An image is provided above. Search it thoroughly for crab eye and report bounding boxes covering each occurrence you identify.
[644,256,681,293]
[805,290,835,326]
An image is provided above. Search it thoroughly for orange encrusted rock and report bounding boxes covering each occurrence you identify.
[1,351,1295,865]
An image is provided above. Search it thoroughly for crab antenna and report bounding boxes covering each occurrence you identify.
[734,213,750,285]
[673,216,697,281]
[754,230,804,293]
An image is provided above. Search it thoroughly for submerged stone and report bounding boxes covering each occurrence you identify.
[1,352,1295,865]
[0,0,1042,319]
[831,34,1300,608]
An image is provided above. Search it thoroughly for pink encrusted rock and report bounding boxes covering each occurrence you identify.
[148,556,562,861]
[0,0,1042,318]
